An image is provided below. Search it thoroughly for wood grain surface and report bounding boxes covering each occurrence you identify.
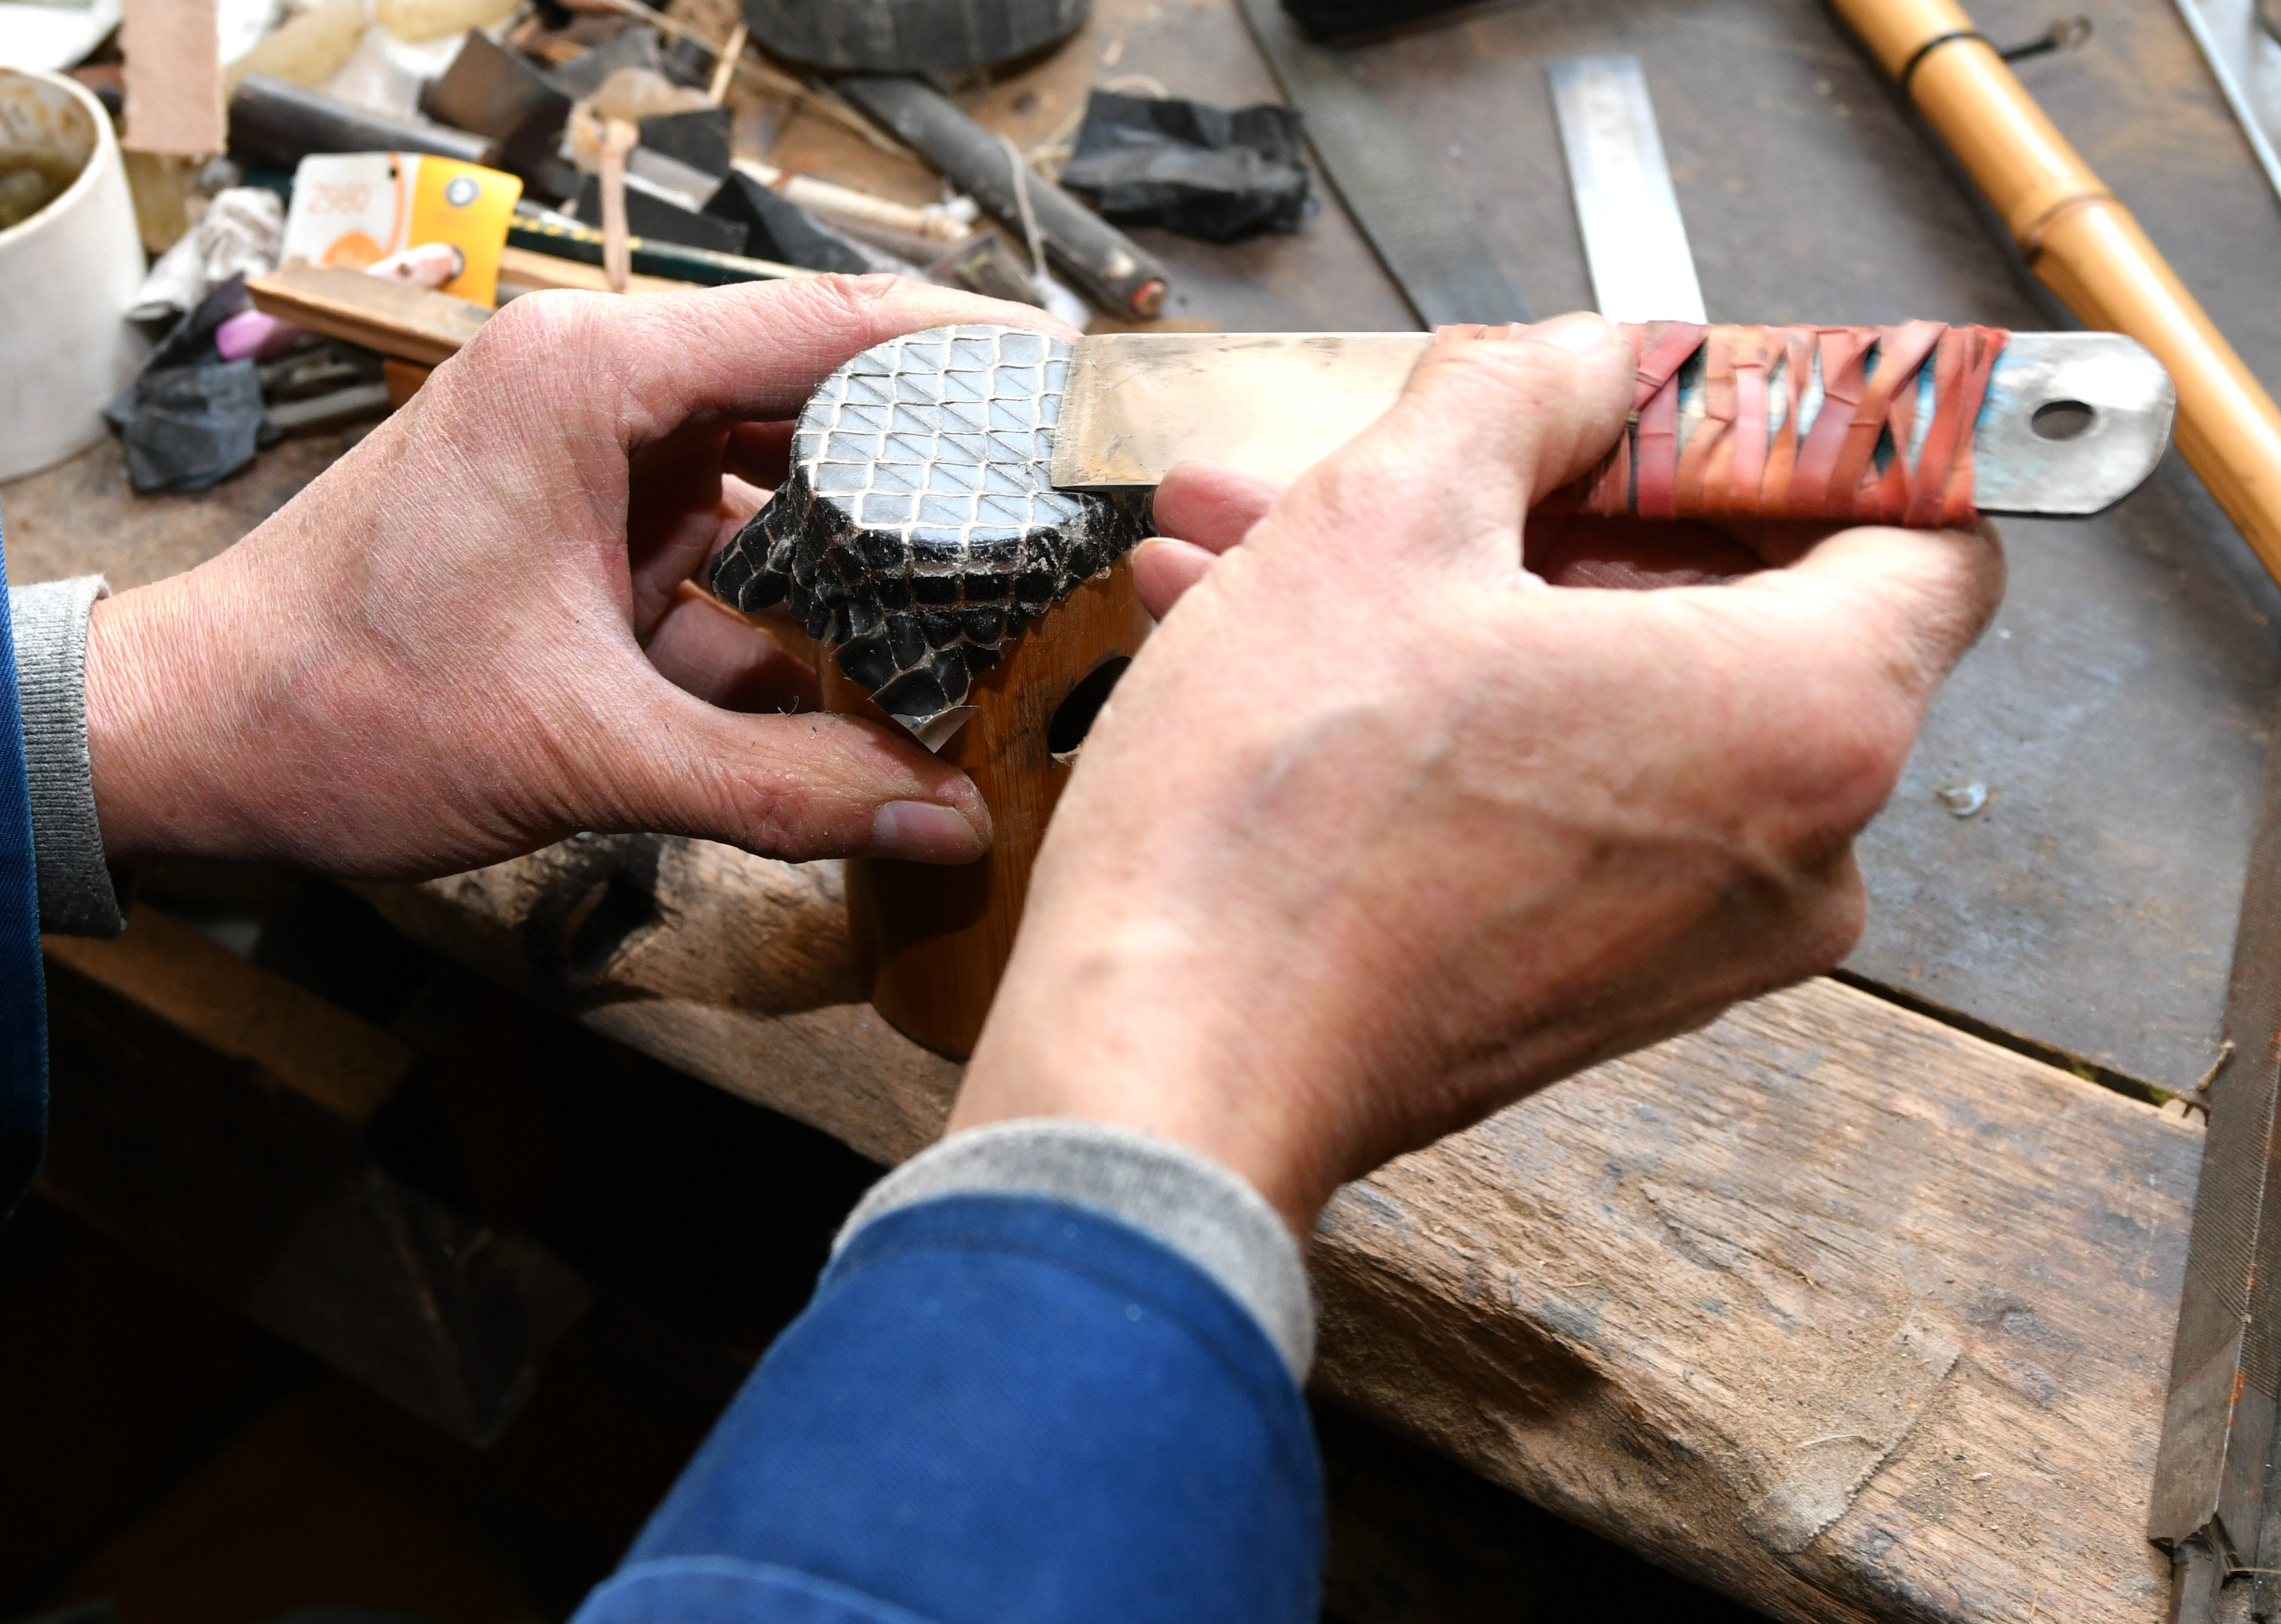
[826,559,1152,1057]
[359,832,2200,1624]
[246,265,492,367]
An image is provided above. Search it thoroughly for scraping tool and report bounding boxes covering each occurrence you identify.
[1046,328,2175,518]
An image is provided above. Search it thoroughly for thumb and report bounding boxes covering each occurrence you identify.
[1273,313,1633,577]
[575,677,994,863]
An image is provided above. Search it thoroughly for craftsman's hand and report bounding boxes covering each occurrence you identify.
[82,275,1074,877]
[955,314,2004,1236]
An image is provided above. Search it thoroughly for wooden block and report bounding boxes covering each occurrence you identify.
[381,359,432,408]
[45,909,411,1126]
[120,0,224,156]
[246,263,492,367]
[824,558,1152,1058]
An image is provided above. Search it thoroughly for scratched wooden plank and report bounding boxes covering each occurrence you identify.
[362,836,2199,1624]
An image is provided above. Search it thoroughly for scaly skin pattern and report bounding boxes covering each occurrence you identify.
[710,324,1151,737]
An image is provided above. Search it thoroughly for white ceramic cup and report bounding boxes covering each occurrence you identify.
[0,68,148,484]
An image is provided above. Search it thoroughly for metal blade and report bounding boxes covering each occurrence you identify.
[1051,332,1431,491]
[1548,56,1708,325]
[1048,330,2175,518]
[2148,683,2281,1624]
[2173,0,2281,208]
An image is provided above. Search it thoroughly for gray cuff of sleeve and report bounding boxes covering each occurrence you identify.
[837,1119,1316,1378]
[11,577,128,938]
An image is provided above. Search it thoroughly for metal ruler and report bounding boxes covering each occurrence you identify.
[1233,0,1532,328]
[2173,0,2281,207]
[1548,55,1707,324]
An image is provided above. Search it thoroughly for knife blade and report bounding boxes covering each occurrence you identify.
[1044,329,2175,518]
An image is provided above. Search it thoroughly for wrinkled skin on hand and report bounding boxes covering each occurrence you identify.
[84,276,1078,877]
[952,314,2004,1237]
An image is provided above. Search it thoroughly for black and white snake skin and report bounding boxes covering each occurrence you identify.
[709,325,1152,740]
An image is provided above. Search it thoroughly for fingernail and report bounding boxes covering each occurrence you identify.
[1531,314,1619,355]
[873,800,988,862]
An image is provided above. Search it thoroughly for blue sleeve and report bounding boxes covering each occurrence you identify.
[0,510,49,1223]
[572,1194,1325,1624]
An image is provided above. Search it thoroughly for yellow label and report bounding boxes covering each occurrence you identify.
[285,153,524,306]
[408,156,522,307]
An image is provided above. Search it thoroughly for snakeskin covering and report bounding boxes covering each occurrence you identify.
[709,324,1152,740]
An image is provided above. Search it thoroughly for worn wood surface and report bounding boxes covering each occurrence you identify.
[42,909,591,1447]
[361,835,963,1165]
[358,833,2198,1624]
[246,264,491,367]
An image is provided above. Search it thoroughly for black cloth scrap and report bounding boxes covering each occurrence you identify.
[112,363,267,495]
[105,273,265,494]
[1058,91,1310,242]
[704,172,874,275]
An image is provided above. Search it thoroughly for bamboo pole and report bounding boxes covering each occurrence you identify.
[1832,0,2281,582]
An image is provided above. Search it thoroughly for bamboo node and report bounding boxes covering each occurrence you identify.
[2015,187,2118,262]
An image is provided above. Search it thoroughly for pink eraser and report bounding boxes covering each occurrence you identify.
[216,310,303,362]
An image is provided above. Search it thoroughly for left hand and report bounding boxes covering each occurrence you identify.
[82,274,1077,877]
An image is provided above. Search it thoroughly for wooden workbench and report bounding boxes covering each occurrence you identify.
[6,0,2276,1617]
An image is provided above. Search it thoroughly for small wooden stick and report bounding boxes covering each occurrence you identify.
[706,21,746,105]
[598,116,636,294]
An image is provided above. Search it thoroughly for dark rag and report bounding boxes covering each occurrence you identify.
[1058,90,1310,242]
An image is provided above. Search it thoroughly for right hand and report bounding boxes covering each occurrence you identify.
[952,314,2004,1236]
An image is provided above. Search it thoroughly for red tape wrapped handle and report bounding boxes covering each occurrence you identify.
[1565,321,2008,527]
